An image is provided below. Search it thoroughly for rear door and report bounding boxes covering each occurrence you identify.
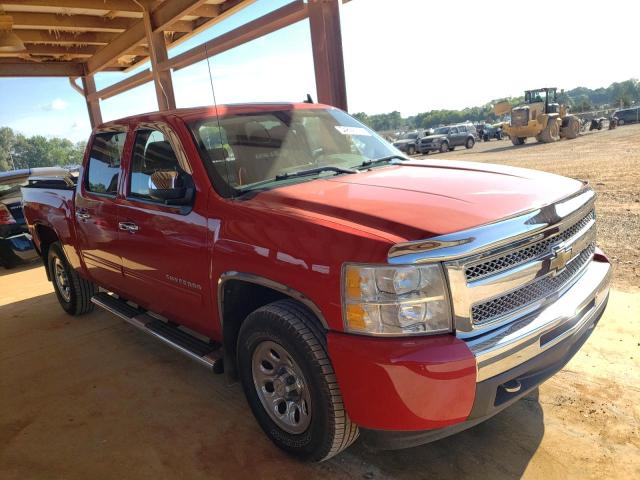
[75,130,128,289]
[117,122,210,331]
[448,127,461,146]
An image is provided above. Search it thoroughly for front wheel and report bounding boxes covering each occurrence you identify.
[511,136,526,146]
[237,300,358,462]
[439,142,449,153]
[48,242,95,315]
[407,144,416,155]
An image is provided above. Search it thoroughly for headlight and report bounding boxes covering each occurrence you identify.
[342,264,452,336]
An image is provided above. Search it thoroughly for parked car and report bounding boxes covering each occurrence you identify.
[392,129,429,155]
[22,103,610,461]
[611,106,640,125]
[478,122,504,141]
[417,123,477,153]
[0,167,71,268]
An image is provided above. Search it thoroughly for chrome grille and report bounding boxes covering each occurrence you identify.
[465,210,595,281]
[471,242,595,326]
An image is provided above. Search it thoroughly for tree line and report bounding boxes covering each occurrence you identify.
[353,79,640,132]
[0,127,86,172]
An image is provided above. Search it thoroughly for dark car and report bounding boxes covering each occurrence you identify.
[0,167,70,268]
[478,122,504,141]
[612,106,640,125]
[417,123,476,153]
[392,129,430,155]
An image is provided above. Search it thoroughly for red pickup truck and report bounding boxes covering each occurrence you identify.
[22,103,611,461]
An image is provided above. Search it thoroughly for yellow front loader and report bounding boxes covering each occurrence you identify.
[493,88,580,145]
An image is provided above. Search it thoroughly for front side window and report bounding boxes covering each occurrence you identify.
[86,131,126,195]
[189,108,399,196]
[434,127,450,135]
[129,129,188,201]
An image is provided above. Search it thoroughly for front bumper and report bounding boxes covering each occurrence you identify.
[328,256,611,444]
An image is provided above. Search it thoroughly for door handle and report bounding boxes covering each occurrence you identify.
[76,209,90,221]
[118,221,139,233]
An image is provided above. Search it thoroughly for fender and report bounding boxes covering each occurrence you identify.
[216,271,328,329]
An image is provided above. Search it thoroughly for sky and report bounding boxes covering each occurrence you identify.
[0,0,638,142]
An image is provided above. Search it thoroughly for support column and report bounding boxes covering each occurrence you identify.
[81,75,103,129]
[308,0,348,111]
[143,7,176,111]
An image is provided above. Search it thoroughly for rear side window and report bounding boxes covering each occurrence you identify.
[86,131,126,195]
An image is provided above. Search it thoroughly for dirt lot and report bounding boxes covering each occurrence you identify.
[1,126,639,479]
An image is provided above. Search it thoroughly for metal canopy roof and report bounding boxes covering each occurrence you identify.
[0,0,348,129]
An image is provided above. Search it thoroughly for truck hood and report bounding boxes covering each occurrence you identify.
[393,138,415,145]
[245,159,584,243]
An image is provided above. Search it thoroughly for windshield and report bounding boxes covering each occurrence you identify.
[400,132,418,140]
[189,108,399,196]
[434,127,450,134]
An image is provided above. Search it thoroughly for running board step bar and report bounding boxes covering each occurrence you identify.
[91,292,223,373]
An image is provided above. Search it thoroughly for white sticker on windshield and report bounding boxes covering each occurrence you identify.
[334,126,372,136]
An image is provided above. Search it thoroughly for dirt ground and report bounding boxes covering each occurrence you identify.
[1,126,639,479]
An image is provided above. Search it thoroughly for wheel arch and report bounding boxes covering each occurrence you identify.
[33,222,60,280]
[217,271,328,380]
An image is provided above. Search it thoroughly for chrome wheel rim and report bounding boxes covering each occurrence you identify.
[252,340,312,434]
[54,257,71,302]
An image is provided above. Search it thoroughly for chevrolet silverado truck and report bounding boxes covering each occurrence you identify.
[21,103,611,462]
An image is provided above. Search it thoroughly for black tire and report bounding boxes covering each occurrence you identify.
[465,137,475,149]
[47,242,95,315]
[439,142,449,153]
[618,119,625,126]
[511,136,526,146]
[540,118,560,143]
[237,300,358,462]
[407,145,416,156]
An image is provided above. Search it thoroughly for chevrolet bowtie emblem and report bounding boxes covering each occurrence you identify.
[549,244,573,276]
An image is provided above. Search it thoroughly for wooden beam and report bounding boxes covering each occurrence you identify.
[308,0,347,110]
[16,44,148,58]
[15,29,116,45]
[0,60,85,77]
[143,7,176,110]
[88,69,153,102]
[86,0,204,74]
[82,75,103,129]
[68,77,85,96]
[150,0,206,32]
[11,12,134,32]
[0,1,142,14]
[166,0,309,71]
[192,5,221,18]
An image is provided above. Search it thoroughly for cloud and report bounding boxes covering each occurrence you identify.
[42,98,68,111]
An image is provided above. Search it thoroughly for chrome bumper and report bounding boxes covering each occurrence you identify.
[466,259,611,382]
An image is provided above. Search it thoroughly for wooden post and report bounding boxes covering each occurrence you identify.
[308,0,347,111]
[143,7,176,111]
[81,75,103,129]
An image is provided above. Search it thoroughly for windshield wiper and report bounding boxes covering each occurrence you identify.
[275,165,357,180]
[357,154,407,169]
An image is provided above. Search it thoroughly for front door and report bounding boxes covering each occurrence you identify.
[117,125,210,331]
[75,130,127,289]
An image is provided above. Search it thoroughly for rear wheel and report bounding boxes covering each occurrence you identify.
[511,136,526,146]
[563,116,580,139]
[48,242,95,315]
[465,137,475,149]
[539,118,560,143]
[237,300,358,462]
